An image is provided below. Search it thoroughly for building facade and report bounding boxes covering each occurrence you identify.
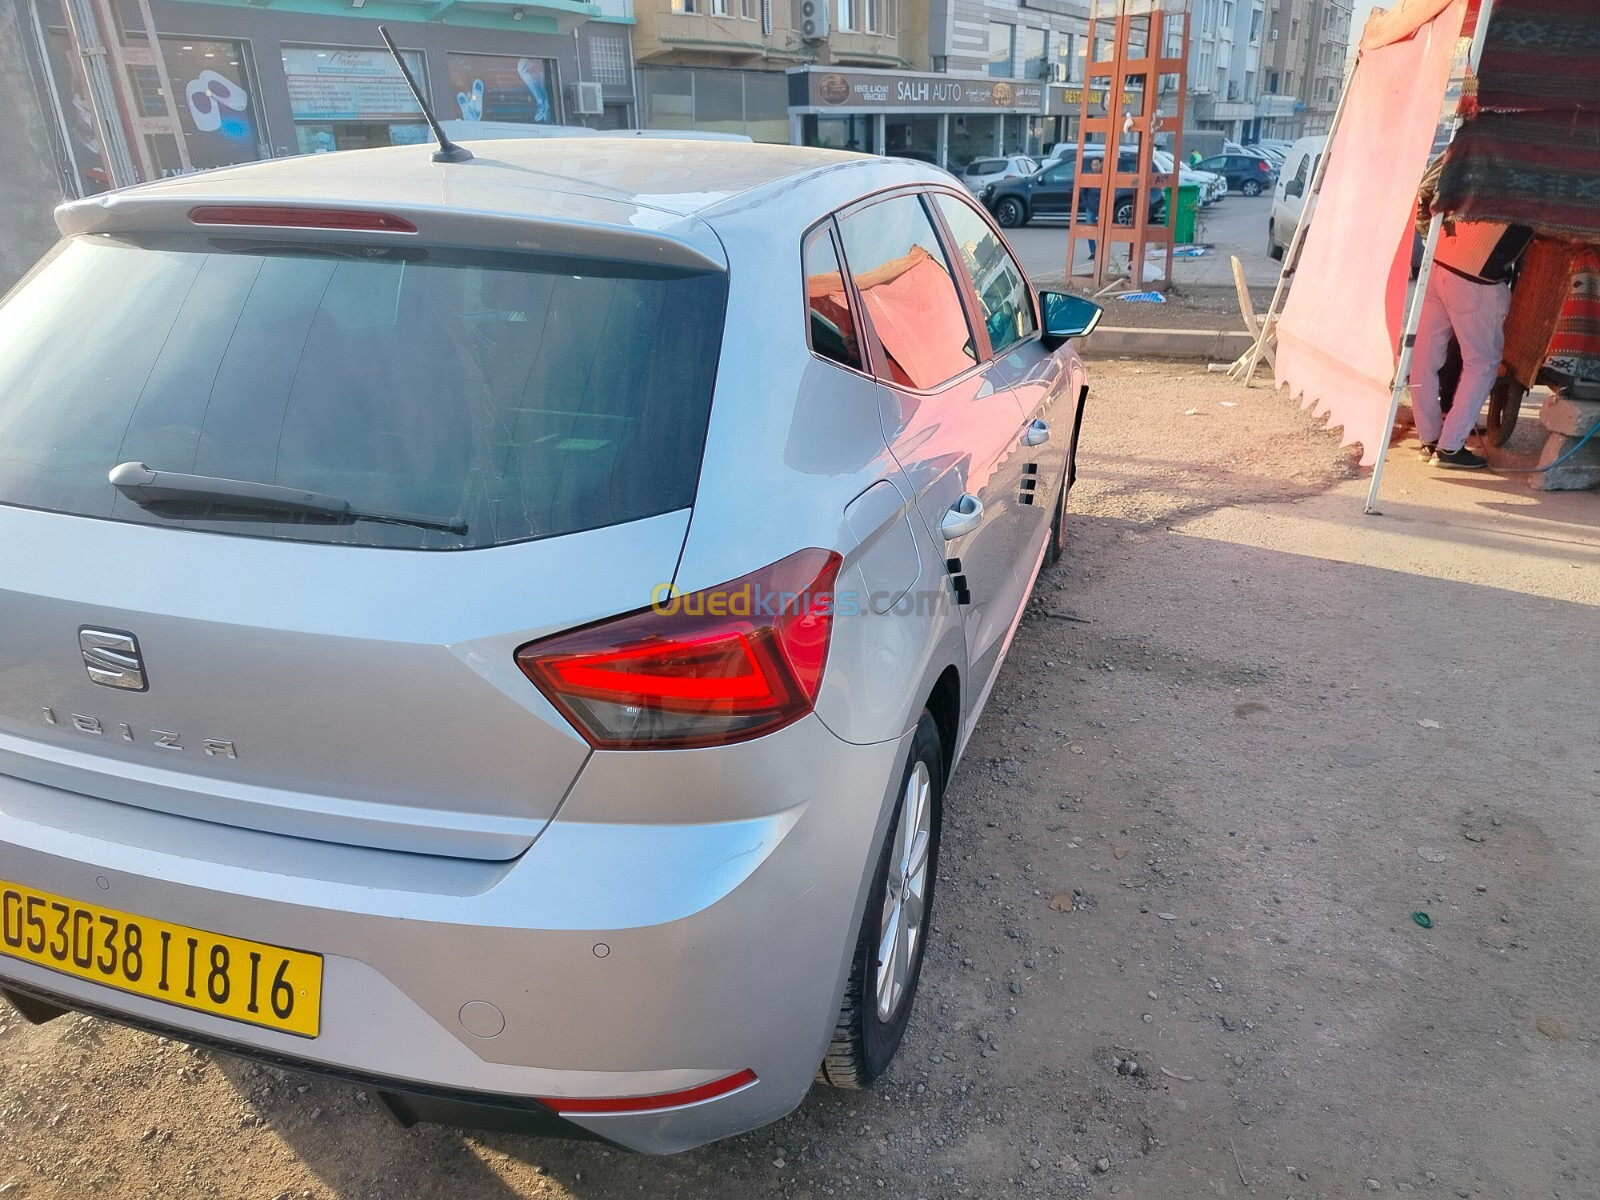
[632,0,1090,164]
[1186,0,1348,144]
[15,0,637,196]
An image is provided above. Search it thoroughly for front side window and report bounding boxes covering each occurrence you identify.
[804,226,863,372]
[934,194,1036,356]
[0,238,727,550]
[838,194,977,390]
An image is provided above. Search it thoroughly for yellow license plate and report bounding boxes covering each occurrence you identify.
[0,880,321,1038]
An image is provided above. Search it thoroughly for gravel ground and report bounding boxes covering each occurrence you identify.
[4,363,1599,1200]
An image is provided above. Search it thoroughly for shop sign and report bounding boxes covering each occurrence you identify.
[794,68,1045,113]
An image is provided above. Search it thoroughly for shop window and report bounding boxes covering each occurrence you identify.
[933,194,1035,356]
[282,45,429,154]
[804,227,862,372]
[838,195,976,391]
[125,37,264,175]
[446,53,558,126]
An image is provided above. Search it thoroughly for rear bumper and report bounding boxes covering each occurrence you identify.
[0,713,912,1153]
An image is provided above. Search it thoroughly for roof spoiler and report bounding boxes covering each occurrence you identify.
[54,193,728,273]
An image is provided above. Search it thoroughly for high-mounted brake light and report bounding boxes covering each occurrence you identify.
[516,548,843,751]
[187,206,418,233]
[538,1069,758,1115]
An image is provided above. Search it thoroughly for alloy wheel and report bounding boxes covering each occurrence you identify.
[876,760,933,1022]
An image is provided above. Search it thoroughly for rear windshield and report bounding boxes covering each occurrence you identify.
[0,237,728,550]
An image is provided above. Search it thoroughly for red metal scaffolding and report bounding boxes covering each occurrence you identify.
[1066,0,1191,293]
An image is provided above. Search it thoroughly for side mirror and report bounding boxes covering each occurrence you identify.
[1039,291,1103,347]
[1285,178,1303,199]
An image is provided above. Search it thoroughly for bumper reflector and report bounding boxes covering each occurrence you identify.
[539,1069,757,1115]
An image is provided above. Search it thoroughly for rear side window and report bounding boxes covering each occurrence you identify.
[933,194,1036,356]
[838,194,977,391]
[968,159,1004,176]
[804,226,863,372]
[0,238,728,549]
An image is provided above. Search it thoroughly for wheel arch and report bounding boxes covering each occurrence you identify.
[923,664,962,788]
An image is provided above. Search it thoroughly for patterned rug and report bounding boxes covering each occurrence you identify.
[1435,0,1600,240]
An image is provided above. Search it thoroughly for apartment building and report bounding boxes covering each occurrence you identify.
[1302,0,1351,134]
[1188,0,1349,143]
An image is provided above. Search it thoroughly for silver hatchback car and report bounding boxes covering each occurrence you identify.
[0,138,1100,1153]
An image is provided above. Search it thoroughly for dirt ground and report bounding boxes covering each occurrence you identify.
[4,362,1600,1200]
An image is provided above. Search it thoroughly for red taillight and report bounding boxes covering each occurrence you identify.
[516,548,843,751]
[539,1069,758,1115]
[187,206,418,233]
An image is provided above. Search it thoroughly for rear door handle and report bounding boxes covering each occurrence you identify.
[941,494,983,540]
[1023,419,1050,447]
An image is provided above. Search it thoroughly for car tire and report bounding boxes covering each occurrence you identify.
[1241,180,1262,197]
[818,711,943,1090]
[995,197,1026,228]
[1268,222,1284,260]
[1113,199,1134,225]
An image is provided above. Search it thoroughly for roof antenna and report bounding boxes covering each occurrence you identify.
[377,25,472,164]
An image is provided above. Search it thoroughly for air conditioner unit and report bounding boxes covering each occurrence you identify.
[569,81,604,115]
[800,0,829,40]
[1270,27,1278,38]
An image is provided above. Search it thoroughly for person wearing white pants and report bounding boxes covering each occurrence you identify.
[1408,155,1534,469]
[1409,266,1513,466]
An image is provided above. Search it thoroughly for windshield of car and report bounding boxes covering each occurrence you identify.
[0,237,728,550]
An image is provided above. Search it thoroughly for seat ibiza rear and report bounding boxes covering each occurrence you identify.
[0,138,1098,1152]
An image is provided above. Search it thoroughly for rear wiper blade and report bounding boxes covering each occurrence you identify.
[109,462,467,535]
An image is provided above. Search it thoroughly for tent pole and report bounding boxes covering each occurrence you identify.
[1364,0,1497,514]
[1240,49,1360,386]
[1364,212,1445,514]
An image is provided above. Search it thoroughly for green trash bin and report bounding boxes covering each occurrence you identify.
[1170,183,1202,245]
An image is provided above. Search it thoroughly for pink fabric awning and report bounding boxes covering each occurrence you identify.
[1273,0,1468,465]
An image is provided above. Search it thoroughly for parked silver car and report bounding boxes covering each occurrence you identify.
[0,138,1100,1153]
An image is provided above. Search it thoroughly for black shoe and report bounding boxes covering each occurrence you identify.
[1433,446,1487,469]
[1419,442,1437,460]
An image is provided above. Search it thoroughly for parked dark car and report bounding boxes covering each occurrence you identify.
[981,151,1168,229]
[1194,152,1277,197]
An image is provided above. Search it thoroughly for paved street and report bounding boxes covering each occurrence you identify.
[1001,193,1282,293]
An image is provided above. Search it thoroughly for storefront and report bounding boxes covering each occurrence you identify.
[22,0,636,192]
[787,67,1047,171]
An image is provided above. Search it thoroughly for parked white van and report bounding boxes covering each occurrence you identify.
[1267,135,1328,260]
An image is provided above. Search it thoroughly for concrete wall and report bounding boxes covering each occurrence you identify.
[0,0,67,294]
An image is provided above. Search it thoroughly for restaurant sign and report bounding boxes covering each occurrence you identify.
[790,68,1045,113]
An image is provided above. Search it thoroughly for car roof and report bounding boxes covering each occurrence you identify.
[54,138,943,272]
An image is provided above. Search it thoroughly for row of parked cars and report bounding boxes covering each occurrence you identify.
[959,142,1267,230]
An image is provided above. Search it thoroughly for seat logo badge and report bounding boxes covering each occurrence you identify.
[79,628,148,692]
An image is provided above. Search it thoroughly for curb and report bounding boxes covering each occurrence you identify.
[1082,327,1255,360]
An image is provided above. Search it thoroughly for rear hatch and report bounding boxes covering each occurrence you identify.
[0,221,728,860]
